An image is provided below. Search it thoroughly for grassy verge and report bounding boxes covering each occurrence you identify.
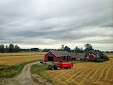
[31,63,49,76]
[0,60,42,78]
[31,64,49,75]
[30,63,54,83]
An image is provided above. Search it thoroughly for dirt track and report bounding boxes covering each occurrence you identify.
[0,61,52,85]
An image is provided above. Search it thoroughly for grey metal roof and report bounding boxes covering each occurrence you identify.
[70,53,85,58]
[50,50,70,57]
[94,50,102,55]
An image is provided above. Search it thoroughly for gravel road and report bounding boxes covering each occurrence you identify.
[0,61,53,85]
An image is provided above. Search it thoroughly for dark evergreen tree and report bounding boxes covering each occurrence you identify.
[74,47,84,53]
[5,45,9,53]
[74,46,80,53]
[64,46,71,52]
[80,48,84,53]
[14,45,20,52]
[0,44,5,53]
[9,44,14,53]
[84,44,94,53]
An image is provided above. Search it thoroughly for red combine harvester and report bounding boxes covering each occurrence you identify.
[47,62,73,70]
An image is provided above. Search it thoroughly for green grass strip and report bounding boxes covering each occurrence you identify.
[30,63,54,83]
[0,60,42,78]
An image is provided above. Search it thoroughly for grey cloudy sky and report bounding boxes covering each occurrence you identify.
[0,0,113,51]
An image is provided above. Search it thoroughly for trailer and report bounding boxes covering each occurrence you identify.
[47,62,73,70]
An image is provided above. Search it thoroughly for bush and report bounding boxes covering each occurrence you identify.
[94,59,104,62]
[87,54,109,62]
[88,59,104,62]
[99,54,109,61]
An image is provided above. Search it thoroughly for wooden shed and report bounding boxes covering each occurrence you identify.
[44,50,71,62]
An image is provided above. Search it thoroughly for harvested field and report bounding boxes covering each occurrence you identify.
[0,52,46,65]
[106,53,113,58]
[43,54,113,85]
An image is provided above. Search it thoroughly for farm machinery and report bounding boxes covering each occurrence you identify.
[47,62,73,70]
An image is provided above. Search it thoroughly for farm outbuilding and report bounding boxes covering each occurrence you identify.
[87,50,96,59]
[44,50,71,62]
[71,53,86,61]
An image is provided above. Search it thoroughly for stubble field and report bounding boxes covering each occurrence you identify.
[0,52,46,65]
[0,52,113,85]
[43,54,113,85]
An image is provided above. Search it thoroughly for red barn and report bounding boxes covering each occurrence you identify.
[87,51,96,59]
[71,53,86,61]
[44,50,71,62]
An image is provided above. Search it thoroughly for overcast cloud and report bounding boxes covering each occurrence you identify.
[0,0,113,51]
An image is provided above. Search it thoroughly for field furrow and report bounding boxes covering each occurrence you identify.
[99,65,111,81]
[66,65,94,82]
[105,65,113,80]
[84,65,109,85]
[78,64,104,85]
[85,64,106,83]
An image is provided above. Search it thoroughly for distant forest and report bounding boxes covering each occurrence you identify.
[0,44,84,53]
[0,44,21,53]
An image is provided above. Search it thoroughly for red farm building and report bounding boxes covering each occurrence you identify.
[44,50,71,62]
[87,51,96,59]
[71,53,86,61]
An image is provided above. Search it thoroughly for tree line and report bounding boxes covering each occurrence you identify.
[0,44,21,53]
[43,46,84,53]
